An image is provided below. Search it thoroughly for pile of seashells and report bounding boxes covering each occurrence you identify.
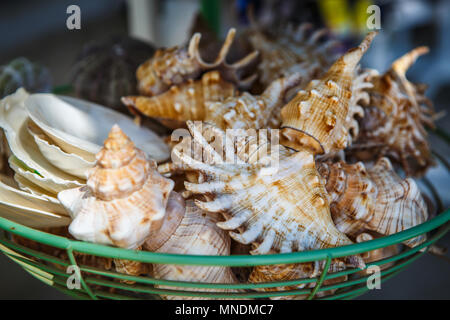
[0,24,436,299]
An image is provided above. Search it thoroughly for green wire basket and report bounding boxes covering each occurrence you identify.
[0,133,449,300]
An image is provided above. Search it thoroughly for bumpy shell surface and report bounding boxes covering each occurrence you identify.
[318,157,428,247]
[71,36,155,110]
[144,192,239,300]
[122,71,237,129]
[173,121,364,270]
[0,58,51,99]
[352,47,435,176]
[204,72,302,130]
[58,125,174,250]
[247,23,342,90]
[25,93,170,163]
[280,32,377,154]
[0,89,84,194]
[137,28,258,96]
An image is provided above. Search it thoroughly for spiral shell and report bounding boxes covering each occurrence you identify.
[144,192,239,300]
[137,29,258,97]
[172,122,364,270]
[58,125,174,250]
[318,157,428,247]
[204,72,302,130]
[352,47,435,176]
[280,32,377,154]
[122,71,237,129]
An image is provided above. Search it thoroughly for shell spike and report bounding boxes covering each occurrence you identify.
[337,31,377,73]
[391,46,429,77]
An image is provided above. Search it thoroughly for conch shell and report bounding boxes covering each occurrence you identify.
[247,23,341,90]
[173,121,364,269]
[352,47,435,176]
[137,28,258,96]
[58,125,174,250]
[204,72,302,130]
[144,192,239,300]
[124,72,301,131]
[122,71,237,129]
[318,157,428,247]
[280,32,377,154]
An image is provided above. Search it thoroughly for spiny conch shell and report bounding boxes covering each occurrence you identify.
[58,125,174,251]
[143,192,239,300]
[247,23,341,90]
[345,67,378,144]
[355,232,401,275]
[204,72,302,130]
[172,121,364,270]
[0,89,84,194]
[352,47,435,176]
[122,71,237,129]
[280,32,377,155]
[137,28,259,97]
[318,157,428,247]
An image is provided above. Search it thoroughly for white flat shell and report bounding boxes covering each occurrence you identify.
[27,120,94,179]
[0,174,70,229]
[25,94,170,163]
[0,89,84,194]
[0,174,67,216]
[13,173,60,204]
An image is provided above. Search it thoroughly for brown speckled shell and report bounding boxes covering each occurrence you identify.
[123,71,237,129]
[280,32,377,154]
[352,47,435,176]
[318,157,428,247]
[136,29,258,97]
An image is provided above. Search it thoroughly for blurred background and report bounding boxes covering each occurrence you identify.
[0,0,448,299]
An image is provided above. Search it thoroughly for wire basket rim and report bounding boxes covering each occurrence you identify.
[0,208,448,267]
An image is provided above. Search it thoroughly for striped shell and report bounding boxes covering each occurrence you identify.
[137,29,258,97]
[172,121,364,270]
[122,71,237,129]
[144,192,239,300]
[352,47,435,176]
[318,157,428,247]
[58,125,174,250]
[280,32,377,154]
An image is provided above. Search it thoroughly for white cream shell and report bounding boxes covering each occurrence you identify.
[27,120,94,179]
[25,94,170,163]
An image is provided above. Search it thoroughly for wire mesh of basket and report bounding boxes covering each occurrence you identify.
[0,132,449,300]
